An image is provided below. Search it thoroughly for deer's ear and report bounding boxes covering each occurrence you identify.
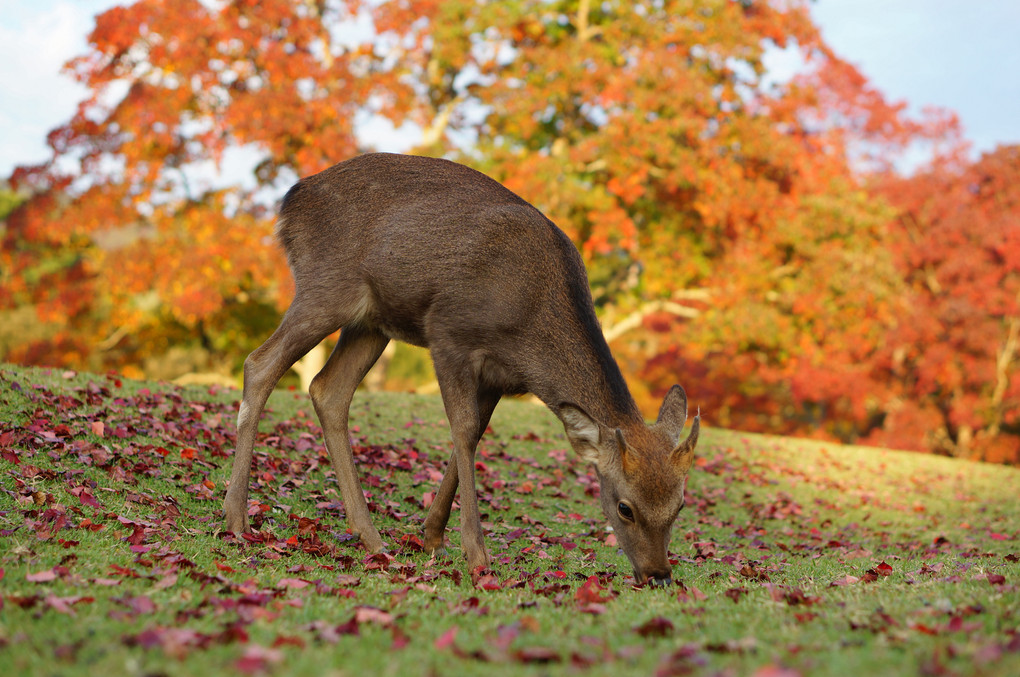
[656,385,689,445]
[559,404,602,465]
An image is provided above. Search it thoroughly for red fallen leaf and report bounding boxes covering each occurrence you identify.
[391,625,410,650]
[153,574,178,591]
[435,626,459,649]
[332,617,360,636]
[724,587,749,602]
[108,564,139,578]
[335,574,361,587]
[126,523,147,546]
[830,575,860,587]
[513,646,560,664]
[693,541,717,558]
[215,561,237,573]
[69,486,102,509]
[739,563,770,582]
[9,594,42,609]
[124,627,204,657]
[578,603,607,615]
[272,634,306,649]
[676,582,708,602]
[45,595,94,616]
[398,533,424,552]
[634,616,674,637]
[765,585,820,606]
[363,553,393,571]
[181,447,197,460]
[912,623,939,635]
[753,665,803,677]
[277,578,311,590]
[575,575,613,605]
[570,651,598,668]
[90,421,105,437]
[876,561,894,576]
[471,567,502,591]
[235,645,283,675]
[990,532,1009,541]
[917,562,945,577]
[353,606,394,626]
[986,573,1006,585]
[26,569,57,582]
[122,595,156,615]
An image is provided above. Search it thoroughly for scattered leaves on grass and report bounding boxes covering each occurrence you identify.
[2,367,1019,676]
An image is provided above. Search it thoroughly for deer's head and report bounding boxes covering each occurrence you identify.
[561,385,699,587]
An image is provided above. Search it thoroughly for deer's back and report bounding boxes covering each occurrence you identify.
[276,153,599,354]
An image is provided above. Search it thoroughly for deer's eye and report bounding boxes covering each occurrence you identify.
[617,502,635,522]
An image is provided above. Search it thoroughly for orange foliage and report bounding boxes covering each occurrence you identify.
[3,0,1015,463]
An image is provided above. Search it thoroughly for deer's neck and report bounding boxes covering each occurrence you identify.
[532,325,644,430]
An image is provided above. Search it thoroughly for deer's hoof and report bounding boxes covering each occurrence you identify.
[360,533,387,554]
[223,512,252,535]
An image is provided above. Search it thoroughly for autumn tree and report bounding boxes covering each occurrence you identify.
[369,0,949,437]
[865,145,1020,462]
[6,0,1004,462]
[3,0,408,376]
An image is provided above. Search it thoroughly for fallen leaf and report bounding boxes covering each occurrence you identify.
[235,645,283,675]
[26,569,57,583]
[634,616,674,637]
[435,626,459,649]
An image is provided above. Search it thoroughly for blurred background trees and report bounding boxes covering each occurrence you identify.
[2,0,1017,463]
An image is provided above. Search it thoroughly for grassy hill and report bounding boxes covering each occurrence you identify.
[1,364,1018,676]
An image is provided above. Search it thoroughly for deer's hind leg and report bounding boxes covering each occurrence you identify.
[223,300,351,534]
[308,325,390,552]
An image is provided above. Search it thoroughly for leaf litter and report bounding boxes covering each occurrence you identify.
[1,366,1019,676]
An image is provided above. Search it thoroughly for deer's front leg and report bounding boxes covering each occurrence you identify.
[432,359,494,570]
[423,389,500,562]
[422,449,459,554]
[452,434,489,570]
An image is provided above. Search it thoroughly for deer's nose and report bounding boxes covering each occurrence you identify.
[642,568,673,587]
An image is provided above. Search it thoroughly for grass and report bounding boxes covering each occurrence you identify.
[1,363,1018,676]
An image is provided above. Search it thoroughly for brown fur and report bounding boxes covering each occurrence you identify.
[222,153,699,585]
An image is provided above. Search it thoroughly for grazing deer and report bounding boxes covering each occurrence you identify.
[222,153,699,586]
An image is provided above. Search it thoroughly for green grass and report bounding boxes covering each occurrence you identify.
[1,363,1018,676]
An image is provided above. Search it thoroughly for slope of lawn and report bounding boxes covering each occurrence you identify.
[0,364,1018,676]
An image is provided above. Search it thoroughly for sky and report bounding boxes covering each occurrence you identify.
[1,0,1018,180]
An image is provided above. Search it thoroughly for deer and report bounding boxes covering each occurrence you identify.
[222,152,700,586]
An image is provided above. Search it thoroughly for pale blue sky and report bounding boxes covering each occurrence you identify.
[1,0,1017,178]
